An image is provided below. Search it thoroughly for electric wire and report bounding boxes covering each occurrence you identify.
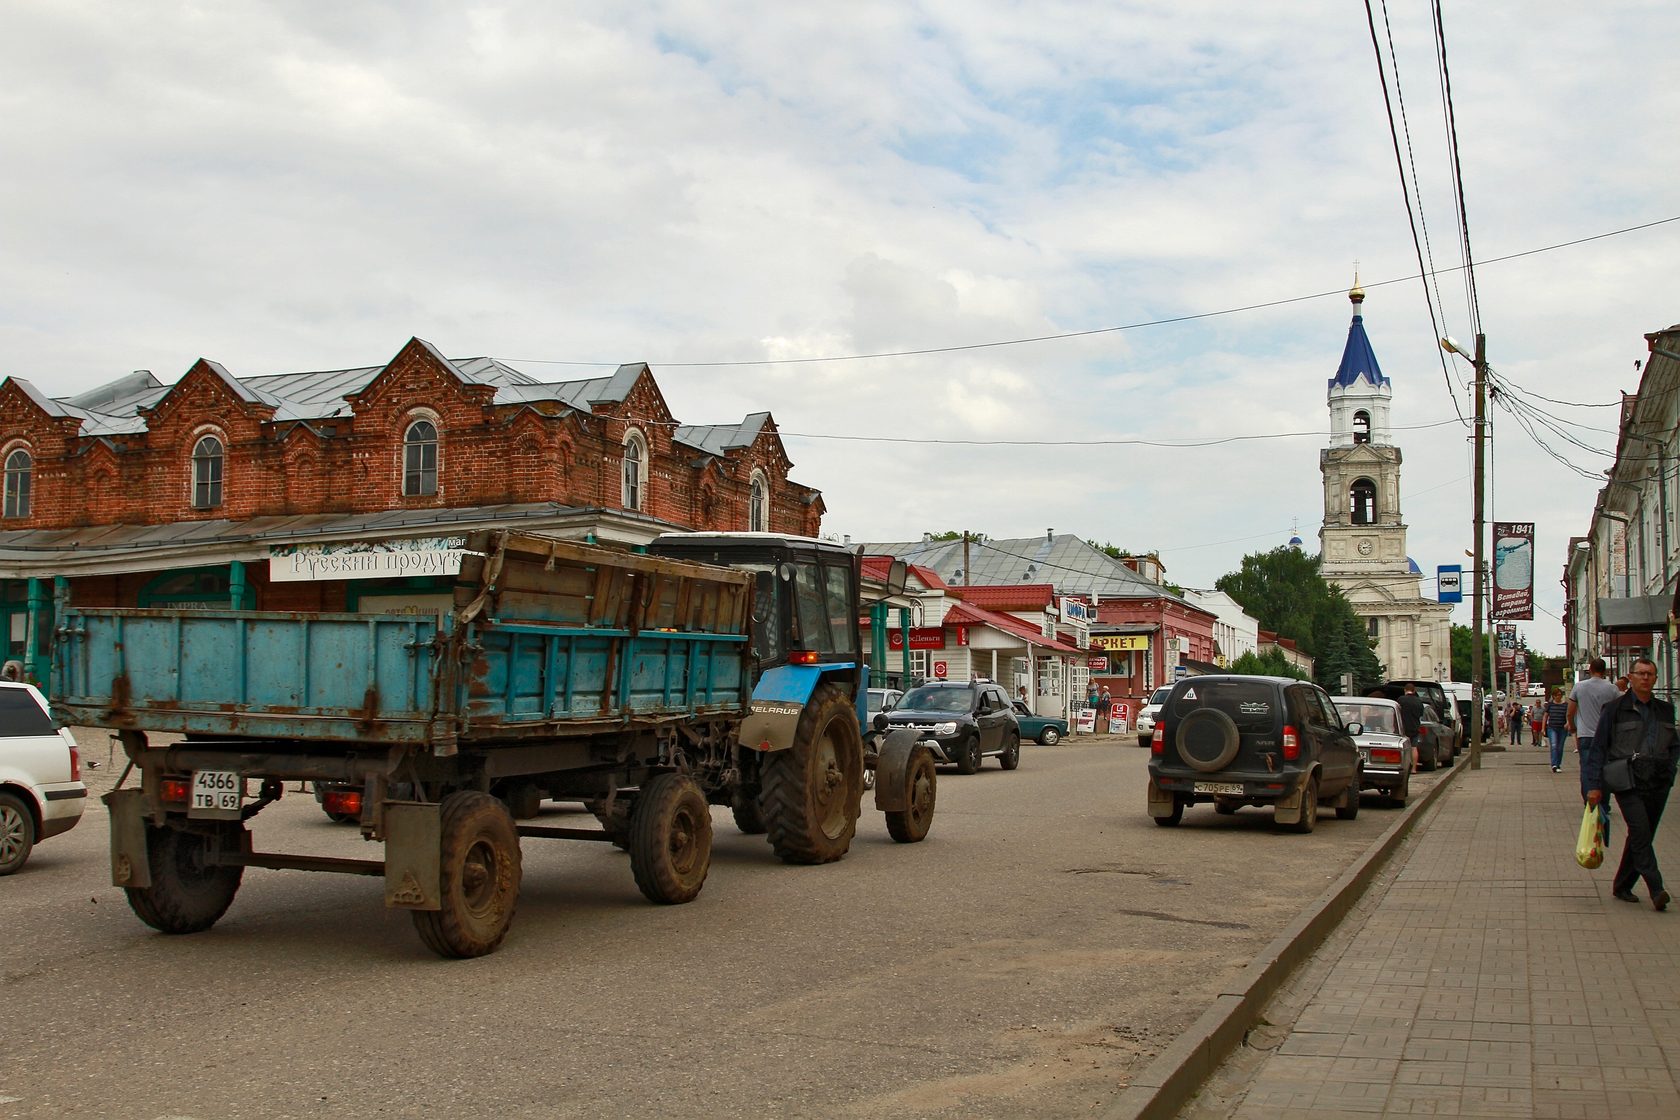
[1364,0,1465,424]
[494,215,1680,371]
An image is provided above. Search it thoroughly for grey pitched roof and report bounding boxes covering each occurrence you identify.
[675,412,769,456]
[856,533,1187,604]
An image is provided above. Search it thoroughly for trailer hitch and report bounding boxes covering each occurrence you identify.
[240,779,286,822]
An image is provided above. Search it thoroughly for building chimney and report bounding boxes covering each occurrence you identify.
[1046,528,1054,543]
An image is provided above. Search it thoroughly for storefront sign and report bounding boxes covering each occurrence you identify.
[1076,708,1097,733]
[1087,656,1109,672]
[1092,634,1150,652]
[888,627,948,650]
[932,660,948,679]
[269,537,466,582]
[1060,597,1088,623]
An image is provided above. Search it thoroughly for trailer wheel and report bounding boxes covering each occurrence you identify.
[730,788,767,835]
[124,822,244,934]
[761,682,864,864]
[411,792,521,959]
[589,801,633,851]
[629,773,712,904]
[884,744,937,844]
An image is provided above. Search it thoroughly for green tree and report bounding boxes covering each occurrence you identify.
[1216,547,1384,691]
[1448,624,1496,687]
[1228,647,1310,680]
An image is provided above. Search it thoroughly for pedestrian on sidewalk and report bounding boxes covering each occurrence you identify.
[1544,687,1570,771]
[1529,703,1544,746]
[1398,683,1425,770]
[1583,657,1678,911]
[1506,700,1521,745]
[1568,657,1619,772]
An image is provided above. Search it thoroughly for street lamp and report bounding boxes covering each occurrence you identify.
[1442,333,1488,769]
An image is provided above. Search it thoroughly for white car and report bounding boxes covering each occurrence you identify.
[0,681,88,874]
[1135,686,1172,748]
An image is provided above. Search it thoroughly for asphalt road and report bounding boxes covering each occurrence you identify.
[0,730,1454,1119]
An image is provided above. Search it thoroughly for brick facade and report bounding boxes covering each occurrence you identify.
[0,337,823,537]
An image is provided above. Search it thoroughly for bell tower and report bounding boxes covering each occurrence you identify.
[1319,281,1453,679]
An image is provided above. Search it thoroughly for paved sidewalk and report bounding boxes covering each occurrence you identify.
[1216,744,1680,1118]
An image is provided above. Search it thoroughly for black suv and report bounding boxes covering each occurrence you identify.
[885,680,1021,774]
[1146,675,1362,833]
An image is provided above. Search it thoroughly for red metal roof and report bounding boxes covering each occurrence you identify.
[954,583,1056,610]
[942,601,1084,656]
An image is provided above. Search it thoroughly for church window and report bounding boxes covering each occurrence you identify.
[1353,410,1371,444]
[403,419,439,497]
[191,435,224,509]
[1368,617,1380,638]
[622,429,646,511]
[1350,478,1376,525]
[748,471,768,532]
[3,448,31,518]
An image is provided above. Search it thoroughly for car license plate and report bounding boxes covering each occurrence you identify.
[1194,781,1243,795]
[191,770,243,814]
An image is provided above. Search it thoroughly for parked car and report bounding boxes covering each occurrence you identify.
[1417,704,1454,771]
[0,681,88,874]
[1011,701,1069,745]
[1367,679,1462,762]
[866,687,904,724]
[886,680,1021,774]
[1332,695,1415,806]
[1147,674,1361,832]
[1135,686,1172,748]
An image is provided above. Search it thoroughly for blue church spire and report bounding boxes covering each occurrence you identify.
[1328,280,1389,391]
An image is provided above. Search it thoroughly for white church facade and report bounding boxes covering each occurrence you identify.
[1318,283,1454,681]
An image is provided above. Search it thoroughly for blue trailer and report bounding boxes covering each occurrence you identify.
[54,529,933,957]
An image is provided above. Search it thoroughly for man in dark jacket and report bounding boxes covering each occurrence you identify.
[1583,657,1678,911]
[1397,684,1425,767]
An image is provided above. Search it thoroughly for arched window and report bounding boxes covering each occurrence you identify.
[3,449,31,519]
[191,435,224,509]
[1349,478,1376,525]
[404,419,438,497]
[749,471,768,532]
[621,430,646,511]
[1352,410,1371,444]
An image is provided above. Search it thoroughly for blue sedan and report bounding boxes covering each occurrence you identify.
[1011,701,1068,745]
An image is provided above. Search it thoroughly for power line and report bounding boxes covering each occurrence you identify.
[495,215,1680,370]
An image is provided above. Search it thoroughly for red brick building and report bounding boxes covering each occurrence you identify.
[0,337,821,681]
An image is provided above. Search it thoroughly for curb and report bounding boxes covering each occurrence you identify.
[1103,754,1472,1120]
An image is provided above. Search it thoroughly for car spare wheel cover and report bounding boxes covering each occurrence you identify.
[1176,708,1241,772]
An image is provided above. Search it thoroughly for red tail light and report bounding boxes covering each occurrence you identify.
[323,790,363,819]
[160,778,191,804]
[1282,725,1301,760]
[1372,747,1401,765]
[69,744,81,782]
[788,650,819,665]
[1150,734,1164,756]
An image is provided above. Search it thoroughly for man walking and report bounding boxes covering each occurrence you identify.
[1584,658,1678,911]
[1568,657,1619,761]
[1398,683,1425,770]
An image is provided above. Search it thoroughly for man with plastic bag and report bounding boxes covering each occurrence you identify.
[1582,658,1678,911]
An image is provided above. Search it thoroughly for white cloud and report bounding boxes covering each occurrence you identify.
[2,0,1677,657]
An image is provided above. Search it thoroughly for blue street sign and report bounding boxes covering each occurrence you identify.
[1437,564,1463,604]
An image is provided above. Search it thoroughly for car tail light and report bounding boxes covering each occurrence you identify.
[1282,725,1301,760]
[323,789,363,819]
[68,744,81,782]
[1372,747,1401,765]
[1150,734,1164,756]
[160,778,191,804]
[788,650,819,665]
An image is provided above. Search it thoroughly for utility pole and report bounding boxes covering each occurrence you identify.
[1469,333,1487,769]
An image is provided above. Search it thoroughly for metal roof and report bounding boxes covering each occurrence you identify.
[857,534,1187,604]
[1328,297,1390,392]
[675,412,769,456]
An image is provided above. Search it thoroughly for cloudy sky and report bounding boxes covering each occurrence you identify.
[4,2,1676,660]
